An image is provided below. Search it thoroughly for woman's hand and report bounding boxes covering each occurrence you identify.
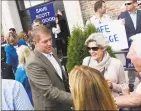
[107,80,113,89]
[120,84,130,95]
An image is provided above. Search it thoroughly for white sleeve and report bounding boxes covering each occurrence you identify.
[52,24,61,34]
[112,60,126,93]
[82,57,90,66]
[14,82,34,110]
[136,83,141,94]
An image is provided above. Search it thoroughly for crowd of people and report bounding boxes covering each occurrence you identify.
[1,0,141,110]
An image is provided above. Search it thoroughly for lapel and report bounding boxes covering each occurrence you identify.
[125,11,136,32]
[136,10,141,31]
[34,49,64,81]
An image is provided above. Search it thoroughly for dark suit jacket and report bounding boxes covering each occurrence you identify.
[26,48,72,110]
[57,16,70,40]
[118,10,141,39]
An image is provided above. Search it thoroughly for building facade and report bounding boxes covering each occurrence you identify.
[2,0,124,35]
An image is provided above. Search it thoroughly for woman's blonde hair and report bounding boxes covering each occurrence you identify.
[17,45,31,65]
[18,31,26,40]
[69,65,117,110]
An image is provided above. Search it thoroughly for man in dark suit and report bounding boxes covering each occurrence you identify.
[26,25,72,110]
[118,0,141,92]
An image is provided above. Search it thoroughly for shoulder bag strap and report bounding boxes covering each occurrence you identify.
[88,57,91,66]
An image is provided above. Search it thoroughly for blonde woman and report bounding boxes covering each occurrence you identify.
[15,45,33,105]
[18,31,28,47]
[18,31,25,40]
[4,33,18,72]
[69,65,117,110]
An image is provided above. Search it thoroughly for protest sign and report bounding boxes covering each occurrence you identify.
[96,20,128,51]
[29,3,56,24]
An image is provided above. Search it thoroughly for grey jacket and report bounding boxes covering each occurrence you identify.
[26,49,73,110]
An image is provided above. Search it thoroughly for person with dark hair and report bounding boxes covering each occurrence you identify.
[118,0,141,92]
[9,28,16,35]
[137,2,141,9]
[118,0,140,39]
[56,13,70,56]
[46,22,57,49]
[94,0,105,13]
[86,0,112,28]
[32,18,43,29]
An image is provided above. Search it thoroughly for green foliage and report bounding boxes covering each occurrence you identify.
[67,25,116,72]
[84,24,97,37]
[107,46,116,58]
[67,27,85,72]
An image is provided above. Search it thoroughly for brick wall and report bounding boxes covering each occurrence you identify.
[79,0,125,24]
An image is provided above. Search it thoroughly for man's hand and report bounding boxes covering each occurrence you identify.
[119,19,125,25]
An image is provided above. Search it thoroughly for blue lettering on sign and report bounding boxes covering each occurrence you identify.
[29,3,56,24]
[36,6,48,14]
[100,26,104,32]
[36,12,50,19]
[97,25,119,43]
[97,27,102,32]
[109,34,119,43]
[109,35,113,42]
[105,25,110,32]
[97,25,110,32]
[114,34,119,42]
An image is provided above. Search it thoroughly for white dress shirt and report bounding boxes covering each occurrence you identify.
[128,11,137,30]
[42,52,63,79]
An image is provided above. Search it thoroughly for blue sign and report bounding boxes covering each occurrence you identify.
[29,3,56,24]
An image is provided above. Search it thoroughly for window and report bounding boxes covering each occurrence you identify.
[24,0,45,9]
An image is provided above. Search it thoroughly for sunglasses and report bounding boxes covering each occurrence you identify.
[125,2,132,6]
[138,3,141,6]
[87,47,99,51]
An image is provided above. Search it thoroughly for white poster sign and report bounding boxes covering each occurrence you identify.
[96,20,128,51]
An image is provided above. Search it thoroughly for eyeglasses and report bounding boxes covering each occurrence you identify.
[87,47,99,51]
[125,2,132,6]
